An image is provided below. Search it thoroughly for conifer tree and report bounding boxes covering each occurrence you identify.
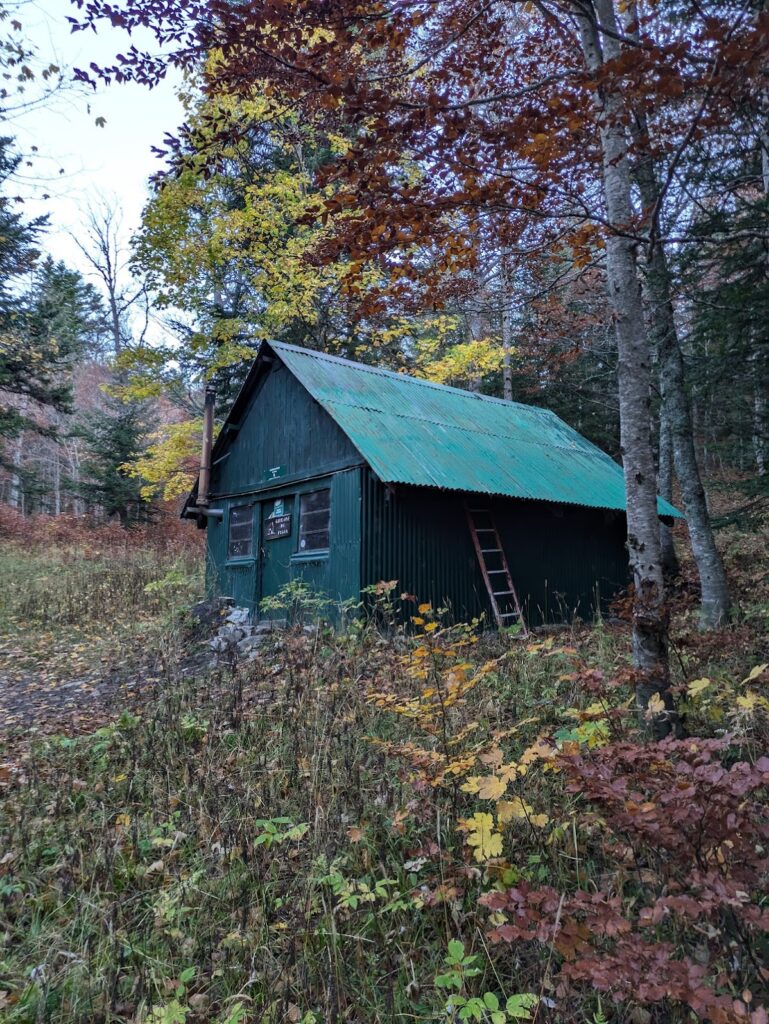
[75,396,151,525]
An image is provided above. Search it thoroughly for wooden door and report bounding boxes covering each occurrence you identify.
[259,495,295,617]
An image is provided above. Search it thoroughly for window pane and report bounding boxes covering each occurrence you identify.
[300,509,328,530]
[228,504,254,558]
[302,489,330,513]
[299,489,330,552]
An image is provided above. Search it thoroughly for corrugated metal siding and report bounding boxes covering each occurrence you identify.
[361,471,629,626]
[205,361,364,616]
[207,470,362,618]
[272,342,682,518]
[328,467,362,605]
[206,511,227,598]
[289,468,362,609]
[212,361,361,498]
[362,471,490,622]
[493,500,629,623]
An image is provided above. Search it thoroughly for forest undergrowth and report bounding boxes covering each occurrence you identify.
[0,507,203,739]
[0,518,768,1024]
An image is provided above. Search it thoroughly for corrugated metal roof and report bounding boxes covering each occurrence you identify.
[270,341,683,518]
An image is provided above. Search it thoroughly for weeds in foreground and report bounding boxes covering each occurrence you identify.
[1,589,767,1024]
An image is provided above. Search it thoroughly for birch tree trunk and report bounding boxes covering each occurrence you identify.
[8,396,27,510]
[657,405,679,575]
[9,431,23,509]
[575,0,674,731]
[621,6,730,628]
[753,349,768,477]
[642,243,730,625]
[500,250,514,402]
[756,79,769,477]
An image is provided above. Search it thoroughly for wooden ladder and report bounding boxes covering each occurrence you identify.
[465,502,527,634]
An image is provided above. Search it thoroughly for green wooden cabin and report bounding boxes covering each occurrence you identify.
[182,342,681,626]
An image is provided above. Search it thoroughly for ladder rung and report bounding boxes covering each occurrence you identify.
[465,499,527,636]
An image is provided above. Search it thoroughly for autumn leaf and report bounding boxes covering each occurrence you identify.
[459,812,503,862]
[461,773,507,800]
[644,693,666,719]
[497,797,549,827]
[687,677,711,698]
[736,692,768,712]
[743,664,769,684]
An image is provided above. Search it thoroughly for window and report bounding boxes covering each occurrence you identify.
[228,504,254,558]
[298,488,331,552]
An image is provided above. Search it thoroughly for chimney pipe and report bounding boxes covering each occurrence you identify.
[196,384,216,507]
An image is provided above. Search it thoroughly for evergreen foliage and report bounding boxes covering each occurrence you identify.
[74,397,152,524]
[0,137,69,441]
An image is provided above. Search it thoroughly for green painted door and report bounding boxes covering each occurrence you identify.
[259,495,295,617]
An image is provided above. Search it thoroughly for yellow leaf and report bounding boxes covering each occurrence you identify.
[497,797,530,822]
[499,762,522,782]
[497,797,548,827]
[476,774,508,801]
[736,692,760,711]
[687,677,711,698]
[115,813,131,828]
[418,603,432,614]
[645,693,666,719]
[424,622,439,633]
[460,812,504,862]
[520,739,556,765]
[744,663,769,683]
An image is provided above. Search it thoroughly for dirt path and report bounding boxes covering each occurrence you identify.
[0,625,173,769]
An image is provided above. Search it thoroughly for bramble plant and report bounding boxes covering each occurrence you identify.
[434,940,538,1023]
[253,817,309,849]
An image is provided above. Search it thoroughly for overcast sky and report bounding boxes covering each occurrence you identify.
[12,0,183,276]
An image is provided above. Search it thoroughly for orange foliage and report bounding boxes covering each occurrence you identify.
[0,502,202,557]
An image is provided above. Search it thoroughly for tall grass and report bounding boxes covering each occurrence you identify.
[0,622,572,1024]
[0,546,201,626]
[0,506,203,629]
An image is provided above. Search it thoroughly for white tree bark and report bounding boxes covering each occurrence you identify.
[753,348,768,477]
[620,1,730,628]
[657,404,679,575]
[500,250,514,402]
[574,0,673,728]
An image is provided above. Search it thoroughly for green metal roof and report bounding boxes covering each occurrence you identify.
[269,342,682,518]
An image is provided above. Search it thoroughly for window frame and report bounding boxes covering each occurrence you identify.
[297,487,331,555]
[227,502,255,561]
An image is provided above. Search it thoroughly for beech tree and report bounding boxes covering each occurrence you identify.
[72,0,769,720]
